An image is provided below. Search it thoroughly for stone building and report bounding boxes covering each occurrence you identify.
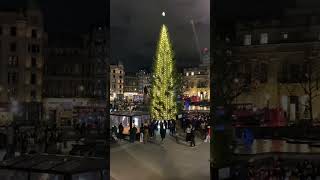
[232,0,320,122]
[110,62,124,101]
[123,73,139,102]
[0,0,46,124]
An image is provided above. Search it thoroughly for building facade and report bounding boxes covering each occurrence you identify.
[183,48,210,104]
[43,26,108,127]
[110,62,124,101]
[123,73,139,102]
[232,0,320,122]
[136,70,152,95]
[0,2,46,124]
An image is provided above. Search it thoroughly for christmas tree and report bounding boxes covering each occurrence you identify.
[150,24,177,120]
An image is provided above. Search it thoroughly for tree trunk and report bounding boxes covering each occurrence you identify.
[309,97,313,124]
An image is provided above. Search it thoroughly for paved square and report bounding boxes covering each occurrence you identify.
[111,135,210,180]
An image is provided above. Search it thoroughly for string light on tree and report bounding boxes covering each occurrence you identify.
[150,24,177,120]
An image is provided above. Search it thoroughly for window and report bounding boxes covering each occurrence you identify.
[260,33,268,44]
[283,33,288,39]
[191,72,194,76]
[119,85,122,88]
[31,29,37,38]
[30,90,36,100]
[8,72,18,84]
[186,72,189,76]
[119,76,122,79]
[10,43,16,52]
[244,34,252,45]
[8,56,18,67]
[10,27,16,36]
[113,70,115,73]
[120,71,122,74]
[113,75,115,78]
[31,57,36,67]
[31,73,36,84]
[31,44,40,53]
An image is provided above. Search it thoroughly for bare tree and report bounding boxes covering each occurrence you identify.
[213,37,252,113]
[282,55,320,124]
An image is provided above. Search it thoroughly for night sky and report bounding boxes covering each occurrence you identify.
[111,0,210,73]
[0,0,307,73]
[0,0,108,33]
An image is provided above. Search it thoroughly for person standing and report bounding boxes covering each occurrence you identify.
[201,121,206,140]
[140,124,144,143]
[186,125,191,142]
[144,123,149,144]
[118,123,124,141]
[172,120,176,136]
[148,123,153,137]
[112,125,117,136]
[130,125,137,143]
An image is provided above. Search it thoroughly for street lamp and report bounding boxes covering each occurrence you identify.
[79,85,84,92]
[78,85,84,97]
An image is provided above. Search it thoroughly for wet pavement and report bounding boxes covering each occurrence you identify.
[110,135,210,180]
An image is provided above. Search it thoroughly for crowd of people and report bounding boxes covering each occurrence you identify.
[246,158,320,180]
[111,111,211,147]
[3,125,64,160]
[111,120,176,144]
[181,112,210,142]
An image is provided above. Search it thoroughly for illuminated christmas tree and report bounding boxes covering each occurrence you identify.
[150,24,177,120]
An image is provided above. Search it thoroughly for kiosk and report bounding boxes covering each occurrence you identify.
[110,111,150,134]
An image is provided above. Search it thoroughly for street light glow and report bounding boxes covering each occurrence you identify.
[162,12,165,17]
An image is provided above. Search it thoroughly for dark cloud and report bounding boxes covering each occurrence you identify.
[111,0,210,72]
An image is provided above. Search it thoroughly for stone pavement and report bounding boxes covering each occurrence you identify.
[110,135,210,180]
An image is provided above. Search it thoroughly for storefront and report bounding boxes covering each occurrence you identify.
[73,106,106,128]
[43,98,106,127]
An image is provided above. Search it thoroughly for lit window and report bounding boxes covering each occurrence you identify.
[186,72,189,76]
[244,34,252,45]
[198,72,201,74]
[283,33,288,39]
[260,33,268,44]
[191,72,194,76]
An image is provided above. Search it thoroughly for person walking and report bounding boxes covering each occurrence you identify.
[160,123,166,142]
[118,123,124,141]
[190,126,196,147]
